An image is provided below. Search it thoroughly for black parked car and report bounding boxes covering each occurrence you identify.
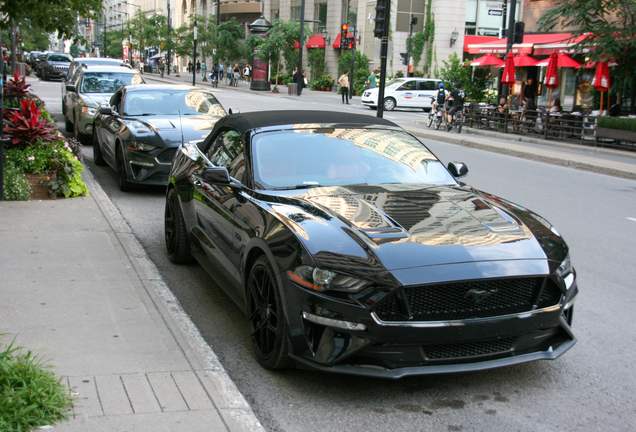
[164,111,578,378]
[38,53,72,81]
[93,84,226,191]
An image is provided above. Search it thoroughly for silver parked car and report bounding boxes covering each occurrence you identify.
[63,65,145,144]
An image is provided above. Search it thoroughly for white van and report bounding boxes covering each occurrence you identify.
[361,77,441,111]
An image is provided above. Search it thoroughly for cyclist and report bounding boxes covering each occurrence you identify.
[159,60,165,78]
[430,82,447,113]
[445,82,466,129]
[210,63,219,87]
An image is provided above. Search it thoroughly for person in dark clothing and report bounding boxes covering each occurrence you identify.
[445,82,466,125]
[522,77,536,102]
[293,67,303,95]
[196,60,201,73]
[188,61,193,73]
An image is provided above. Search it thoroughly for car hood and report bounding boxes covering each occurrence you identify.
[82,93,113,106]
[128,115,222,147]
[265,184,567,273]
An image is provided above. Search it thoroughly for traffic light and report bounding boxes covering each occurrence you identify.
[400,52,408,65]
[346,36,355,50]
[513,21,525,44]
[374,0,388,39]
[341,24,349,39]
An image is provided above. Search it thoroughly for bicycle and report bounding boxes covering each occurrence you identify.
[445,107,463,133]
[427,104,445,130]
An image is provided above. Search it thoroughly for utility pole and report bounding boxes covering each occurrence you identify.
[374,0,390,118]
[297,0,306,96]
[499,0,516,99]
[407,15,417,77]
[349,26,356,99]
[167,0,171,74]
[193,20,197,86]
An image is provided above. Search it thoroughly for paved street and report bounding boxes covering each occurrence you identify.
[27,75,636,431]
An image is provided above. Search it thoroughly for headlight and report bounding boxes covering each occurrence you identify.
[288,265,372,293]
[127,141,157,152]
[81,106,97,116]
[556,254,575,290]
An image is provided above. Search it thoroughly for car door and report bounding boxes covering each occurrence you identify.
[395,80,418,107]
[416,80,437,109]
[192,128,245,294]
[66,69,83,122]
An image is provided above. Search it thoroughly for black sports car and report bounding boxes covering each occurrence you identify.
[165,110,577,378]
[93,84,227,191]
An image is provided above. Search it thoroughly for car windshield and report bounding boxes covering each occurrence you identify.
[48,55,71,62]
[123,90,227,117]
[252,128,456,190]
[385,78,407,89]
[81,72,144,93]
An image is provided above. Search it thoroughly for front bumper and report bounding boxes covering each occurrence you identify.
[124,146,178,186]
[361,92,378,107]
[281,272,577,378]
[76,110,98,138]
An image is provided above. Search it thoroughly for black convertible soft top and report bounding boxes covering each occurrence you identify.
[210,110,398,134]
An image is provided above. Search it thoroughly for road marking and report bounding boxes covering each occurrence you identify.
[628,217,636,222]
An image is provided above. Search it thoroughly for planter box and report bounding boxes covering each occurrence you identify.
[25,173,57,200]
[596,127,636,142]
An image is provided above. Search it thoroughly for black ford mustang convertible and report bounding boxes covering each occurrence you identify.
[165,110,577,378]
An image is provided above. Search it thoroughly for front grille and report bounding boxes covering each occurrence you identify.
[157,147,177,163]
[374,277,562,322]
[424,337,515,360]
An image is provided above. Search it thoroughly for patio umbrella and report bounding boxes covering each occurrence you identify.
[512,53,539,67]
[543,52,559,107]
[501,52,516,106]
[577,58,618,69]
[537,53,581,108]
[470,54,504,103]
[592,61,610,114]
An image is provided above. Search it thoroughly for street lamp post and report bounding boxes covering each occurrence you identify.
[296,4,321,96]
[193,20,198,86]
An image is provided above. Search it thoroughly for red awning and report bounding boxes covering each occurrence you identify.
[333,33,355,49]
[463,35,499,52]
[466,33,578,55]
[306,34,325,49]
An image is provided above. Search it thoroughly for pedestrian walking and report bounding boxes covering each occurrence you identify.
[219,62,224,80]
[159,59,165,77]
[339,71,350,104]
[202,61,206,78]
[228,64,234,85]
[188,61,193,73]
[366,71,377,89]
[233,64,240,87]
[196,60,201,74]
[243,64,250,83]
[293,67,303,95]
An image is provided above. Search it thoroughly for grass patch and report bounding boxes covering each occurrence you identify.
[0,334,73,431]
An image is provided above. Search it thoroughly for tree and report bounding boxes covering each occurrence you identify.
[1,0,102,40]
[537,0,636,112]
[215,18,245,65]
[439,53,488,102]
[307,48,326,80]
[20,22,50,51]
[104,30,124,59]
[253,19,295,89]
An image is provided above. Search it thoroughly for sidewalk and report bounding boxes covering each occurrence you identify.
[0,168,265,431]
[144,71,636,181]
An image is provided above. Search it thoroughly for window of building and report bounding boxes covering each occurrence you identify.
[314,2,327,33]
[396,0,424,32]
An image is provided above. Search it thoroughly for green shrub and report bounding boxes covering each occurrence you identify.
[598,116,636,132]
[0,334,73,431]
[2,168,31,201]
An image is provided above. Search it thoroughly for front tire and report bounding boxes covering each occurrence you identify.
[383,97,396,111]
[65,113,74,133]
[456,114,463,133]
[427,112,434,127]
[92,128,106,166]
[165,188,193,264]
[116,144,131,192]
[247,256,294,370]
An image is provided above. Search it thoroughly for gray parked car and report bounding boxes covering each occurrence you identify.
[62,58,128,118]
[64,65,145,144]
[38,53,72,81]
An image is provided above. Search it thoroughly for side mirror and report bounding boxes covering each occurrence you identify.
[202,166,231,184]
[447,162,468,178]
[98,105,113,115]
[65,84,76,93]
[61,72,67,80]
[228,108,241,115]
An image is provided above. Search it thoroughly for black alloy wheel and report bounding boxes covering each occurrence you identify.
[247,256,294,370]
[116,144,131,192]
[92,128,106,166]
[164,188,193,264]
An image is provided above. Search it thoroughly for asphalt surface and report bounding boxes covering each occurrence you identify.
[14,74,636,432]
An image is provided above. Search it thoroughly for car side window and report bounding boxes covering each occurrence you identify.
[110,91,123,114]
[419,81,435,91]
[206,130,245,182]
[399,81,416,91]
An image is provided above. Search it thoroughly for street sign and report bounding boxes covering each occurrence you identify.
[488,9,503,16]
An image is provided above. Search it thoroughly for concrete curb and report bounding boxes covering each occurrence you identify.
[80,166,266,432]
